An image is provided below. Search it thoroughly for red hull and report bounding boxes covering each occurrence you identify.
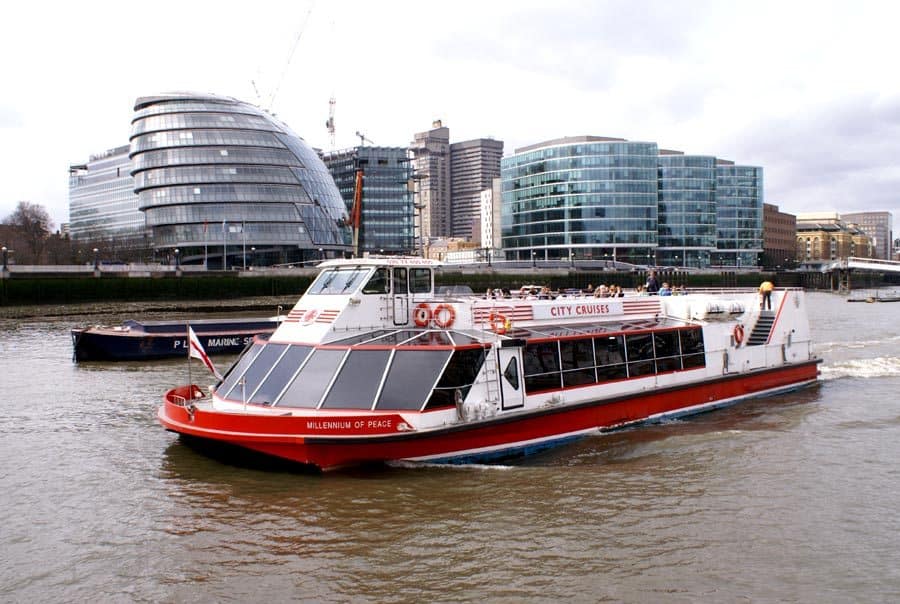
[159,361,820,470]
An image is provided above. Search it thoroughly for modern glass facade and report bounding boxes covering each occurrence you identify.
[130,93,350,267]
[322,146,414,254]
[714,162,763,267]
[68,145,145,242]
[501,136,659,263]
[657,153,717,268]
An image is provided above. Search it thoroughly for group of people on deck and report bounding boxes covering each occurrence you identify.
[482,273,776,306]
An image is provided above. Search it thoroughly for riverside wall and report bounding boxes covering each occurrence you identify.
[0,265,890,307]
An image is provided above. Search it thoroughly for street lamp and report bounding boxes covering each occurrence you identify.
[318,247,324,261]
[1,246,7,271]
[531,250,537,268]
[570,251,575,268]
[93,248,99,270]
[251,246,256,268]
[174,248,180,270]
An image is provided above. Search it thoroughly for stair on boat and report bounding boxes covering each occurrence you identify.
[747,310,775,346]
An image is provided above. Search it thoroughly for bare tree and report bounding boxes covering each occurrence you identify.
[2,201,53,263]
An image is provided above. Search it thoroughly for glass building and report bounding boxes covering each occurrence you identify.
[714,161,763,267]
[68,145,145,243]
[501,136,659,264]
[130,93,350,268]
[322,146,414,255]
[657,151,717,268]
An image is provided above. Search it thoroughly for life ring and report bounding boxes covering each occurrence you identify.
[432,304,456,328]
[489,312,510,335]
[733,324,745,346]
[413,303,432,327]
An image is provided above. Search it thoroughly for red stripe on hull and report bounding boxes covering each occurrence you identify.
[159,361,819,470]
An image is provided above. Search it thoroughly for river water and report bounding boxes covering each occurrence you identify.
[1,292,899,603]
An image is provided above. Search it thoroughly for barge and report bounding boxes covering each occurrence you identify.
[72,316,281,361]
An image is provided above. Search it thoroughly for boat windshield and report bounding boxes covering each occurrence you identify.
[306,267,370,295]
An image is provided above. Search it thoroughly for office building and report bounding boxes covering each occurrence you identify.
[68,145,144,242]
[322,146,414,255]
[796,213,873,262]
[714,160,764,268]
[762,203,797,268]
[840,211,893,259]
[450,138,503,238]
[502,136,659,264]
[479,177,502,255]
[410,121,451,240]
[657,150,717,268]
[130,92,350,268]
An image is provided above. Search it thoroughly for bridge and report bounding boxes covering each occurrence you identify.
[819,257,900,273]
[816,257,900,292]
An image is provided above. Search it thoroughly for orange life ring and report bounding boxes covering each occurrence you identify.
[432,304,456,328]
[413,303,432,327]
[489,312,509,335]
[733,324,745,345]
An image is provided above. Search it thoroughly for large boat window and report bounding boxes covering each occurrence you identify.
[307,267,368,295]
[362,268,390,294]
[407,331,453,346]
[524,341,563,392]
[410,268,432,293]
[425,348,487,410]
[522,327,703,394]
[524,342,561,374]
[329,330,393,345]
[626,334,655,377]
[250,345,312,404]
[393,267,408,295]
[376,350,452,410]
[222,343,288,401]
[560,339,594,370]
[654,331,682,373]
[217,341,265,396]
[277,349,346,408]
[321,350,392,409]
[680,328,706,369]
[560,338,596,387]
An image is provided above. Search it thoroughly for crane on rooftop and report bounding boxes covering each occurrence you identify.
[355,131,374,146]
[326,97,336,148]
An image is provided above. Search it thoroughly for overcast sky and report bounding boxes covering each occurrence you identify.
[1,0,898,231]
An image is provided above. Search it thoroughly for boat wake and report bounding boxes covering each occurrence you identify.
[819,357,900,381]
[387,460,518,472]
[816,334,900,354]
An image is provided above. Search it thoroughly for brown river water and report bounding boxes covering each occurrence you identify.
[1,292,899,602]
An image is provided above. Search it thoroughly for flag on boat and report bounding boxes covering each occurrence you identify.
[188,325,223,380]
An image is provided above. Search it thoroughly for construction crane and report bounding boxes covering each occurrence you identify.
[355,131,374,146]
[326,96,336,148]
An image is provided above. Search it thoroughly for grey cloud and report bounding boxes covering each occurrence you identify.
[724,96,900,215]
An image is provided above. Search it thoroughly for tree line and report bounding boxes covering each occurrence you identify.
[1,201,153,265]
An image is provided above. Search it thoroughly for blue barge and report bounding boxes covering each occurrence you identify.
[72,317,280,362]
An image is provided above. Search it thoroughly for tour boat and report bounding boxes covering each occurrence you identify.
[158,257,820,470]
[73,316,282,361]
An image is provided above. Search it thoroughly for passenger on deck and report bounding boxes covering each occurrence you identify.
[659,282,672,296]
[646,271,660,295]
[759,280,774,310]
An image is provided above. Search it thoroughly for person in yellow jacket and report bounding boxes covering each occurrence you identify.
[759,280,774,310]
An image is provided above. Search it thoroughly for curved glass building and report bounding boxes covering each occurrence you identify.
[714,161,763,267]
[130,93,350,267]
[657,151,717,268]
[501,136,659,264]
